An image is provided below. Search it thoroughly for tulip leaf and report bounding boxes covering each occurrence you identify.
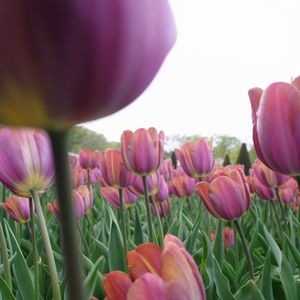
[260,249,273,300]
[213,220,224,268]
[84,256,104,300]
[212,256,234,300]
[280,255,297,300]
[184,210,201,253]
[263,226,281,266]
[284,232,300,270]
[234,279,265,300]
[4,220,35,300]
[108,219,126,272]
[0,276,15,300]
[134,206,144,245]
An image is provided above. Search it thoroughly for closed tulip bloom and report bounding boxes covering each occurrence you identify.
[100,186,138,209]
[99,149,136,188]
[129,172,161,197]
[252,159,289,189]
[211,227,235,249]
[279,178,299,204]
[103,271,132,300]
[1,196,31,223]
[196,167,251,220]
[76,185,93,212]
[154,176,169,202]
[71,167,87,188]
[48,189,86,219]
[0,0,176,129]
[248,170,276,200]
[121,128,165,176]
[79,149,99,170]
[159,159,174,182]
[171,169,196,198]
[152,200,171,218]
[249,78,300,175]
[175,139,214,179]
[0,128,54,197]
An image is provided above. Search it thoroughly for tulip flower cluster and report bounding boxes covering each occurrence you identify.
[103,234,206,300]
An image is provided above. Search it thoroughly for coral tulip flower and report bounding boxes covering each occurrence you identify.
[171,168,196,198]
[249,77,300,175]
[100,186,138,209]
[196,167,251,220]
[99,149,136,188]
[211,227,235,249]
[279,178,299,204]
[175,139,214,179]
[0,0,176,129]
[0,128,54,197]
[121,128,165,176]
[129,172,161,197]
[1,196,31,223]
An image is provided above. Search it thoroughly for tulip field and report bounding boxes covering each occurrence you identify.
[0,125,300,300]
[1,1,300,300]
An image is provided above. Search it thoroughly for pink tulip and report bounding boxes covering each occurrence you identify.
[279,178,299,204]
[211,227,235,249]
[154,176,169,202]
[71,167,87,188]
[1,196,31,223]
[152,200,171,218]
[129,172,161,197]
[79,149,99,170]
[0,0,176,129]
[196,167,251,220]
[121,128,165,176]
[251,159,289,189]
[76,185,94,212]
[175,139,214,179]
[249,78,300,175]
[247,170,276,200]
[100,186,138,209]
[0,128,54,197]
[99,149,136,188]
[170,168,196,198]
[159,159,174,182]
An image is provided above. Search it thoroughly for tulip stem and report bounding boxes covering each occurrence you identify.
[275,188,288,231]
[48,130,84,300]
[234,220,255,281]
[29,197,40,300]
[118,188,128,265]
[32,189,61,300]
[150,196,164,246]
[0,221,12,290]
[270,200,285,247]
[142,175,154,243]
[160,203,170,229]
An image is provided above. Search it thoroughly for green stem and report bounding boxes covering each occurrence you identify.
[0,221,12,290]
[150,196,164,246]
[32,189,61,300]
[142,175,154,242]
[48,130,84,300]
[270,200,285,247]
[77,222,89,254]
[29,197,39,300]
[85,213,96,239]
[118,188,128,264]
[234,219,255,280]
[160,203,170,229]
[205,209,211,242]
[275,188,288,231]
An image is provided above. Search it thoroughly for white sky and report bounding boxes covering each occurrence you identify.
[83,0,300,145]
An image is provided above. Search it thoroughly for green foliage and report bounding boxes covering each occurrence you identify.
[223,153,231,166]
[68,126,119,153]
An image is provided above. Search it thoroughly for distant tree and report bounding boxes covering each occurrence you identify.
[236,143,251,175]
[68,126,119,153]
[223,153,231,166]
[213,135,241,160]
[171,151,177,169]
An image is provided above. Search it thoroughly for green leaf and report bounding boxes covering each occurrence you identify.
[280,255,297,300]
[108,219,125,272]
[235,280,265,300]
[284,233,300,270]
[260,249,273,300]
[212,256,234,300]
[4,220,35,300]
[213,220,224,268]
[0,276,16,300]
[134,206,144,245]
[84,257,103,300]
[263,226,281,266]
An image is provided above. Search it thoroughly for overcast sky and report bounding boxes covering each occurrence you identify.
[83,0,300,146]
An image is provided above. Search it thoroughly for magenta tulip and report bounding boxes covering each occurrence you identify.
[0,128,54,197]
[121,128,165,176]
[129,172,161,197]
[249,77,300,175]
[196,167,251,220]
[175,139,214,179]
[0,0,176,129]
[171,167,196,198]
